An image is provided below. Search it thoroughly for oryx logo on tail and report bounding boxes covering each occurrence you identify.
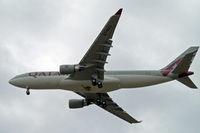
[161,47,198,76]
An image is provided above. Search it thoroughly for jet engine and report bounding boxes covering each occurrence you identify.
[60,64,85,75]
[69,99,88,109]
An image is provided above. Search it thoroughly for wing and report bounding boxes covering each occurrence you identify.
[76,92,141,124]
[70,9,123,80]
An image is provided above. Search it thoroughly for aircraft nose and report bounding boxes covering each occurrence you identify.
[9,78,16,85]
[9,77,27,88]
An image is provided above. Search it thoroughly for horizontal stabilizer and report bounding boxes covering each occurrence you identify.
[177,77,197,89]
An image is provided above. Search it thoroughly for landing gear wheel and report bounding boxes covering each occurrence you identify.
[26,90,30,95]
[102,101,107,108]
[91,78,103,88]
[96,99,107,108]
[92,79,97,86]
[97,82,103,88]
[26,87,30,95]
[96,99,101,105]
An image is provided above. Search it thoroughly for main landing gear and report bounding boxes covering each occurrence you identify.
[26,86,30,95]
[85,99,107,108]
[96,99,107,108]
[92,79,103,88]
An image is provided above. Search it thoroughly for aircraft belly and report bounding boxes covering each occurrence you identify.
[113,75,173,88]
[59,76,120,93]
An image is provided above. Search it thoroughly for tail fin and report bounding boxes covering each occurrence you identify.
[161,46,199,88]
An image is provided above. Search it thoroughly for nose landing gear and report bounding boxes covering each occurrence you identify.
[26,86,30,95]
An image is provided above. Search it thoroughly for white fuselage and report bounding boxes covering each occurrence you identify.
[9,71,174,93]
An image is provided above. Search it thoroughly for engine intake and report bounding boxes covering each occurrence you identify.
[60,64,85,75]
[69,99,88,109]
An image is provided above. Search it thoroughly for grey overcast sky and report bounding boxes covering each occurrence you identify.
[0,0,200,133]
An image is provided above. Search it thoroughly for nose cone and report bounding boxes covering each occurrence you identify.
[9,77,25,88]
[9,78,16,85]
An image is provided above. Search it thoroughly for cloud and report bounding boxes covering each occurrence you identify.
[0,0,200,133]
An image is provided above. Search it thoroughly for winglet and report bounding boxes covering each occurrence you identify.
[115,8,123,15]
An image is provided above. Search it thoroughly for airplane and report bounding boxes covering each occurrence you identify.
[9,8,199,124]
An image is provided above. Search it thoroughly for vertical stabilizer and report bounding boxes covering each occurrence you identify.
[161,46,199,89]
[161,47,199,76]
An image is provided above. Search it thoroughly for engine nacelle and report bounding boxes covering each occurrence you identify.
[60,64,84,75]
[60,65,75,74]
[69,99,87,109]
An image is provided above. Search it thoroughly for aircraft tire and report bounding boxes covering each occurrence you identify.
[97,82,103,88]
[92,79,97,86]
[26,90,30,95]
